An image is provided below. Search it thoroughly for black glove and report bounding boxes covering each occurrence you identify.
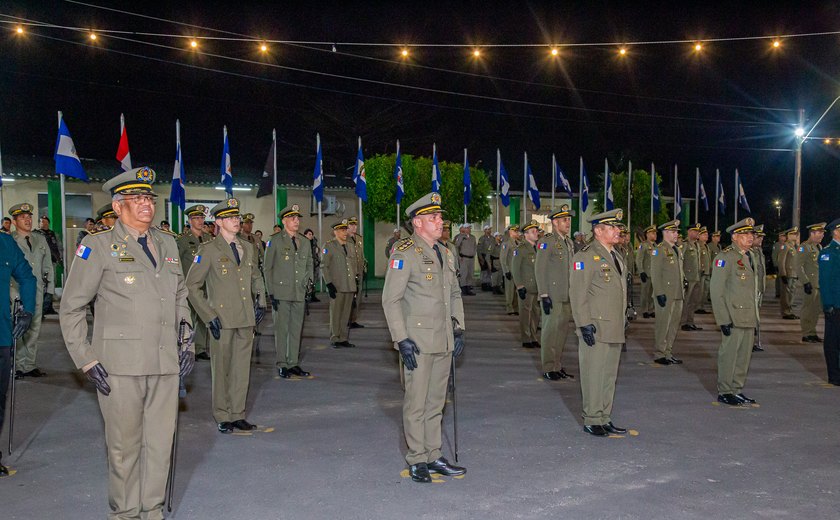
[804,282,813,295]
[254,306,266,325]
[398,338,420,371]
[209,317,222,340]
[720,323,732,336]
[326,283,337,299]
[541,296,553,315]
[85,363,111,396]
[505,272,512,281]
[640,272,648,283]
[270,296,279,312]
[826,306,837,318]
[781,276,789,285]
[179,349,195,377]
[656,294,667,308]
[12,310,33,339]
[517,287,527,300]
[580,324,597,347]
[683,279,689,291]
[453,329,465,358]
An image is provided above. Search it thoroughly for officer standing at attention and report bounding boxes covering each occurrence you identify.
[817,218,840,385]
[512,220,541,349]
[382,192,466,483]
[9,203,54,379]
[535,205,576,380]
[778,227,800,319]
[186,198,267,433]
[239,212,265,271]
[264,204,313,378]
[500,225,520,315]
[477,224,494,291]
[799,222,826,343]
[347,216,366,329]
[772,231,787,298]
[95,203,118,231]
[0,231,35,476]
[751,225,768,352]
[569,209,628,437]
[176,204,213,360]
[680,223,703,331]
[385,228,401,259]
[490,232,504,294]
[440,220,459,258]
[322,219,357,348]
[454,223,477,295]
[710,218,759,406]
[635,225,657,318]
[60,167,194,517]
[697,226,712,314]
[651,220,686,365]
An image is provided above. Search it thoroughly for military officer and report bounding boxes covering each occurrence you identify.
[778,227,800,319]
[382,192,466,483]
[512,220,541,349]
[752,225,768,352]
[440,220,459,258]
[322,220,357,348]
[569,209,628,437]
[454,223,477,295]
[385,228,401,258]
[710,218,759,406]
[710,230,723,255]
[651,220,686,365]
[490,232,504,294]
[500,225,520,315]
[176,204,213,360]
[239,212,265,271]
[264,204,313,378]
[771,231,787,298]
[818,218,840,385]
[60,167,194,518]
[799,222,826,342]
[477,224,494,291]
[347,216,366,329]
[1,216,11,234]
[535,205,575,380]
[679,223,703,331]
[95,203,118,231]
[9,203,54,379]
[635,225,657,318]
[698,227,713,313]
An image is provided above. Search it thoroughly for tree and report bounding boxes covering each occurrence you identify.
[590,169,670,235]
[363,153,492,224]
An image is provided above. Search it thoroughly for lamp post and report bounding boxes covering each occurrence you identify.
[796,95,840,229]
[773,199,782,219]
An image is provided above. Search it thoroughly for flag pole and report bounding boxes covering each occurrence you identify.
[734,169,739,224]
[0,136,5,218]
[673,164,678,220]
[463,148,468,224]
[604,157,608,207]
[695,167,700,223]
[551,153,557,212]
[358,136,363,238]
[58,111,67,264]
[579,157,584,233]
[522,152,528,223]
[316,133,323,273]
[120,113,125,134]
[495,148,500,231]
[714,169,720,232]
[650,162,655,226]
[627,160,632,236]
[396,139,401,230]
[175,119,182,231]
[273,129,278,224]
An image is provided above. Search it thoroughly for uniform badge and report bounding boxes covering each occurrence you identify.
[222,269,228,275]
[513,250,518,256]
[426,274,433,280]
[124,275,136,285]
[573,261,584,270]
[820,254,830,262]
[415,247,423,254]
[111,244,119,251]
[323,248,328,255]
[136,167,154,182]
[593,255,600,260]
[75,244,92,260]
[266,240,272,248]
[193,255,202,264]
[652,250,659,256]
[715,259,726,267]
[390,259,404,270]
[538,243,548,249]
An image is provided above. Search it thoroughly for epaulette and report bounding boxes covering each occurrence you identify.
[395,237,414,252]
[581,244,592,252]
[543,232,553,238]
[158,228,178,237]
[89,227,110,236]
[722,246,733,252]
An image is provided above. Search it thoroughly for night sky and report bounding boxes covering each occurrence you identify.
[2,0,840,229]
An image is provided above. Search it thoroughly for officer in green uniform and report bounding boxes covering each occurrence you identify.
[322,219,357,348]
[60,167,194,519]
[9,203,54,378]
[478,225,494,291]
[490,232,504,294]
[440,220,459,258]
[347,216,366,328]
[454,223,477,295]
[535,205,575,380]
[382,192,466,482]
[512,220,541,348]
[680,223,703,331]
[710,230,723,255]
[264,204,313,378]
[711,217,759,406]
[752,225,768,351]
[635,225,657,318]
[385,228,401,258]
[500,225,520,315]
[95,203,118,231]
[799,222,826,342]
[771,231,786,298]
[239,212,265,272]
[569,209,628,437]
[176,204,213,359]
[186,198,267,433]
[779,227,800,319]
[651,220,686,365]
[697,226,712,314]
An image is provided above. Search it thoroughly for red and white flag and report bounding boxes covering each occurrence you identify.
[116,113,132,171]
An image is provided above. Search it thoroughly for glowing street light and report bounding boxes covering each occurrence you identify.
[773,199,782,218]
[401,48,409,58]
[260,42,268,52]
[694,42,703,52]
[795,127,805,138]
[550,47,559,56]
[619,47,627,56]
[16,26,24,34]
[772,39,781,48]
[89,32,97,41]
[472,48,481,58]
[190,39,198,49]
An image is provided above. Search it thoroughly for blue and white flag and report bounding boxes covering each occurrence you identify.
[313,133,324,203]
[353,137,367,202]
[527,163,540,210]
[652,170,661,213]
[581,162,590,212]
[674,176,682,218]
[738,178,751,213]
[463,149,471,205]
[499,155,511,207]
[718,178,726,214]
[220,126,232,197]
[394,140,404,205]
[432,143,442,193]
[605,171,615,211]
[54,116,88,181]
[555,157,573,199]
[699,178,709,211]
[170,141,185,211]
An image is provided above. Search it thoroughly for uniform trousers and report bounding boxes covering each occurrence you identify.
[823,311,840,384]
[519,293,540,343]
[654,299,683,358]
[781,278,797,316]
[717,327,754,394]
[504,276,519,313]
[540,301,572,371]
[680,281,701,326]
[479,254,492,286]
[329,292,353,342]
[210,327,253,423]
[490,259,503,289]
[639,278,653,314]
[349,278,363,323]
[578,339,622,426]
[274,300,305,368]
[189,303,209,356]
[403,351,451,465]
[458,256,474,288]
[800,288,821,336]
[15,294,43,373]
[0,348,11,434]
[98,374,178,520]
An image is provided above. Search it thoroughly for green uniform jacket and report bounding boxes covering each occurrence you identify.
[11,231,54,296]
[321,238,357,293]
[176,230,214,276]
[634,240,654,276]
[699,242,712,276]
[778,244,798,278]
[682,240,701,282]
[382,234,465,354]
[751,245,767,294]
[349,234,366,278]
[569,241,628,343]
[651,242,686,300]
[798,242,821,289]
[60,221,191,375]
[500,237,517,274]
[186,236,266,328]
[264,231,313,301]
[710,246,758,327]
[535,232,573,302]
[771,241,784,266]
[511,241,538,293]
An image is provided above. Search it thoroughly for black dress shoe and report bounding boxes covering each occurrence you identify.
[643,312,653,319]
[810,335,823,343]
[694,309,708,314]
[782,314,798,320]
[231,419,257,431]
[531,341,541,349]
[195,352,211,360]
[668,357,683,364]
[690,325,703,331]
[557,368,574,379]
[310,296,320,302]
[717,394,742,406]
[734,393,756,404]
[427,457,466,476]
[342,341,356,348]
[0,454,8,476]
[522,342,532,348]
[348,322,365,329]
[654,357,673,365]
[331,342,341,349]
[752,345,764,352]
[289,366,310,377]
[681,324,694,331]
[218,422,234,434]
[409,463,432,483]
[14,370,25,380]
[25,368,47,377]
[507,312,517,316]
[603,422,627,434]
[583,425,609,436]
[543,372,560,381]
[278,367,291,378]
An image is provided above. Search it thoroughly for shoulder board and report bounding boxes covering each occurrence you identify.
[89,228,110,236]
[158,229,178,237]
[581,244,592,252]
[396,238,414,252]
[722,246,733,252]
[543,232,553,238]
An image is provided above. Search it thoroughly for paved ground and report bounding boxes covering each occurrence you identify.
[1,285,838,519]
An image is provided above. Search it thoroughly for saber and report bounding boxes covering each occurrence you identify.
[449,354,459,463]
[166,318,191,513]
[8,299,21,454]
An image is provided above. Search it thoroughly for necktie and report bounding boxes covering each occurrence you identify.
[433,244,443,266]
[745,251,754,271]
[138,236,156,267]
[292,236,298,251]
[611,250,623,276]
[25,236,32,250]
[342,244,348,256]
[230,241,241,265]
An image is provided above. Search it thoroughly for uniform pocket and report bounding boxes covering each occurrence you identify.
[114,271,143,293]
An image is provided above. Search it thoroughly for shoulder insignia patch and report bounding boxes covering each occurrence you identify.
[651,249,659,256]
[820,253,830,262]
[396,238,414,252]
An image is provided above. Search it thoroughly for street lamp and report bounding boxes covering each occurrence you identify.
[795,95,840,229]
[773,199,782,218]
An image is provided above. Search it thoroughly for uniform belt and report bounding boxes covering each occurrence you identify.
[491,256,500,260]
[460,254,474,258]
